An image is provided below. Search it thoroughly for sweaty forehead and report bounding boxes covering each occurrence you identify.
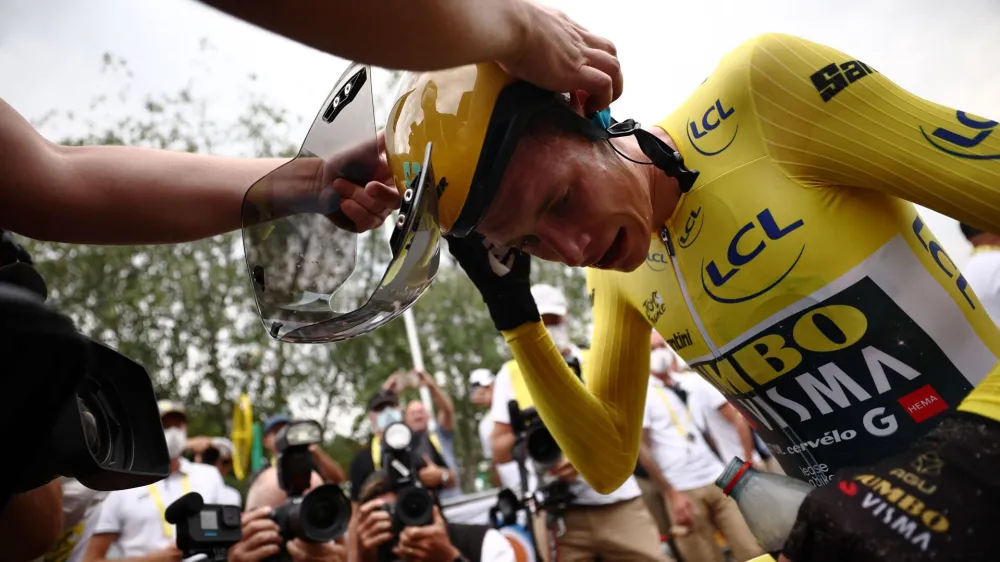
[478,139,562,244]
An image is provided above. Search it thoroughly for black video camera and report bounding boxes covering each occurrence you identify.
[377,422,436,560]
[166,492,242,561]
[1,231,169,508]
[268,419,350,560]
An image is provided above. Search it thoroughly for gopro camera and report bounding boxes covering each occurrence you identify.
[166,492,242,561]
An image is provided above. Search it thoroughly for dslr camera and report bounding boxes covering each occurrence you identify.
[508,402,574,522]
[166,492,242,561]
[1,230,169,507]
[377,422,436,561]
[268,419,351,560]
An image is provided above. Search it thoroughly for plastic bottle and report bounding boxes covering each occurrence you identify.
[715,457,815,553]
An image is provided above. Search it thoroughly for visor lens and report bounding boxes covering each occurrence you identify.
[241,64,441,343]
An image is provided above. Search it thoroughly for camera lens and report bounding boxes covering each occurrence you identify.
[395,488,433,527]
[306,498,337,529]
[526,426,561,466]
[78,394,112,464]
[295,484,350,542]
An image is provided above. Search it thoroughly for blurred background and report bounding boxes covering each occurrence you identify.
[2,0,998,492]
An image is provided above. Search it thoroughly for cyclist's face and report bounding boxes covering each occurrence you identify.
[478,131,656,272]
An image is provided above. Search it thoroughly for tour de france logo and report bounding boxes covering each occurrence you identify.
[643,291,668,324]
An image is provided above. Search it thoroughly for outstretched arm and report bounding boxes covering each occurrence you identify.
[0,98,281,244]
[502,269,651,493]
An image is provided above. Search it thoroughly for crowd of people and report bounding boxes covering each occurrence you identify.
[28,283,780,562]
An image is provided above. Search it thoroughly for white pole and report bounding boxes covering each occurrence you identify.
[403,293,437,432]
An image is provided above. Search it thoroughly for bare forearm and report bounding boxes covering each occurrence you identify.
[492,426,517,464]
[314,453,346,484]
[429,385,454,431]
[42,146,282,244]
[199,0,529,71]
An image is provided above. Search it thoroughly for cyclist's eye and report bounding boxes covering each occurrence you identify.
[519,235,541,252]
[549,186,571,215]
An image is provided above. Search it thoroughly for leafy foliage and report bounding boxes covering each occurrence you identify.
[20,52,588,491]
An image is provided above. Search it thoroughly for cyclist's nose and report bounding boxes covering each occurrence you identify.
[537,221,591,267]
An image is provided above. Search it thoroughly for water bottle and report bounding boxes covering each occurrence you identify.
[715,457,815,553]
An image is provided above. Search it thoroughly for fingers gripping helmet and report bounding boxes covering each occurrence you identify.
[384,65,700,238]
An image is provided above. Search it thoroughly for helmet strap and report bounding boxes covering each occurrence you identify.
[548,105,700,193]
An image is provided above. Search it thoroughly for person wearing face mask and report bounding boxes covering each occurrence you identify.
[347,389,455,561]
[83,401,233,562]
[489,284,666,561]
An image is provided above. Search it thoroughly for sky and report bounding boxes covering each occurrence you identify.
[3,0,999,431]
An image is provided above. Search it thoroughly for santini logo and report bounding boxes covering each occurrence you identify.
[665,329,694,351]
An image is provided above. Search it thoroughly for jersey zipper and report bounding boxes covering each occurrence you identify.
[659,227,720,358]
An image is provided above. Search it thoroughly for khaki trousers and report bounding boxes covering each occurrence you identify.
[664,484,762,562]
[636,476,671,538]
[533,498,669,562]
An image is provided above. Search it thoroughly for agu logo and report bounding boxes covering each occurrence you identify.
[920,110,1000,160]
[686,99,738,156]
[701,208,804,304]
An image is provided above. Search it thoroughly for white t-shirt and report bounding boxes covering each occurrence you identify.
[219,485,242,508]
[490,355,641,506]
[964,248,1000,326]
[94,459,228,557]
[479,413,494,460]
[643,377,726,491]
[674,372,762,466]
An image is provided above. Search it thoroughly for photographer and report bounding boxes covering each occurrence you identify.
[83,401,230,562]
[226,467,347,562]
[488,285,665,561]
[355,470,514,562]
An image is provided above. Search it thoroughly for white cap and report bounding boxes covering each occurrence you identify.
[469,368,495,387]
[211,437,234,458]
[531,284,568,317]
[157,399,186,418]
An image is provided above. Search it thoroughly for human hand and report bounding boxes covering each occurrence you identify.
[666,490,695,530]
[356,498,394,555]
[227,507,282,562]
[498,0,622,114]
[418,455,445,489]
[287,538,347,562]
[444,233,538,332]
[395,506,461,561]
[327,130,400,233]
[383,372,403,392]
[781,414,1000,561]
[548,458,579,482]
[414,369,435,388]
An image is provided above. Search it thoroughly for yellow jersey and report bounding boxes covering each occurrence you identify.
[501,33,1000,493]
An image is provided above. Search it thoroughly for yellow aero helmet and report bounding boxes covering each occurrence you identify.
[385,63,559,236]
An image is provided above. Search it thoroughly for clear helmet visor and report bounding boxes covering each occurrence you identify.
[241,64,442,343]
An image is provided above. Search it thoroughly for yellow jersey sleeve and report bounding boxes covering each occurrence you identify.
[747,33,1000,422]
[500,268,652,493]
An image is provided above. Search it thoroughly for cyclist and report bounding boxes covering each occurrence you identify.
[381,33,1000,561]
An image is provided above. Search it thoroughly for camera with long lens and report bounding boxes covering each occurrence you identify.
[166,492,242,561]
[508,402,574,519]
[267,419,351,561]
[377,422,435,561]
[1,230,169,507]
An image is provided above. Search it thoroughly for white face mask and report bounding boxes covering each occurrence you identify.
[650,348,675,375]
[376,407,403,431]
[164,427,187,459]
[547,322,571,353]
